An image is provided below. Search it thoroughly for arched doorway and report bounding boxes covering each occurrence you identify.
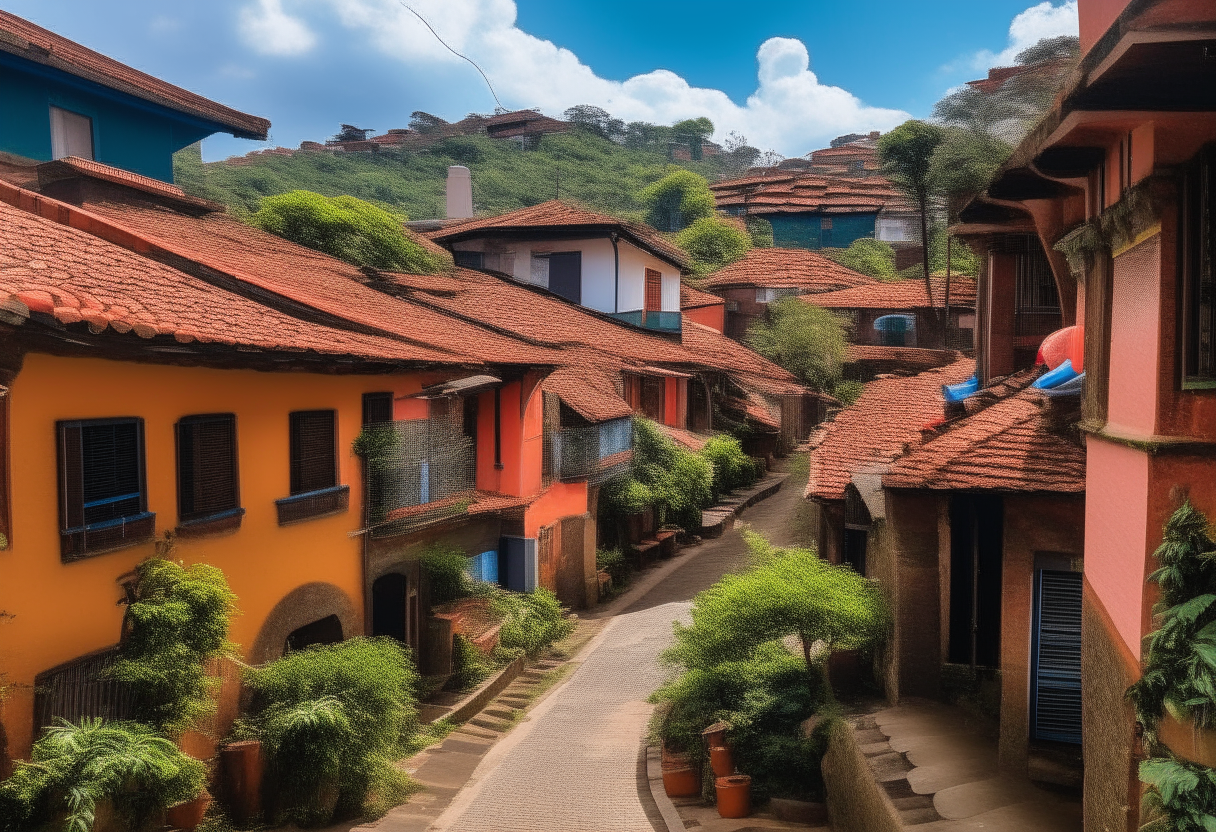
[284,614,343,653]
[372,573,408,642]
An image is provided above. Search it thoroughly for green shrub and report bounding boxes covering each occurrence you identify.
[0,718,205,832]
[634,418,714,530]
[821,238,898,280]
[637,168,716,231]
[745,216,774,248]
[699,434,758,500]
[421,544,474,605]
[447,635,493,692]
[105,556,237,735]
[596,548,630,588]
[600,474,654,517]
[833,379,865,406]
[746,298,849,392]
[248,190,450,274]
[241,638,419,826]
[676,216,752,275]
[491,588,573,660]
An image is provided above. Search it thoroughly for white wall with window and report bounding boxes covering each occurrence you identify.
[876,215,915,243]
[49,106,94,161]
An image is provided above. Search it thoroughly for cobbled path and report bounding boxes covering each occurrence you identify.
[442,601,690,832]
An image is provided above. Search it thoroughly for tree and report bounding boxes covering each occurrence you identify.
[672,117,715,161]
[407,111,449,134]
[667,531,888,682]
[637,168,716,232]
[746,298,848,392]
[563,105,625,142]
[878,120,945,305]
[675,216,752,275]
[823,238,898,280]
[249,190,451,274]
[622,121,673,151]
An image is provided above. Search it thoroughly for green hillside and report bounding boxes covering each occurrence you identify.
[174,132,742,221]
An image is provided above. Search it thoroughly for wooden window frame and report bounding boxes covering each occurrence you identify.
[1180,145,1216,389]
[57,417,154,561]
[277,410,347,525]
[645,268,663,313]
[362,392,394,426]
[175,414,243,536]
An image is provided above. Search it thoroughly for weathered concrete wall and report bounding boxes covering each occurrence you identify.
[822,719,902,832]
[885,490,946,698]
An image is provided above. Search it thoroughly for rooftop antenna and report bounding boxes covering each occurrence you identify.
[399,3,503,111]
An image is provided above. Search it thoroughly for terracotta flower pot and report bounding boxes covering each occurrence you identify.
[166,790,212,831]
[1158,714,1216,767]
[701,721,729,749]
[219,740,263,825]
[661,744,691,768]
[715,774,751,819]
[663,765,702,798]
[709,745,735,777]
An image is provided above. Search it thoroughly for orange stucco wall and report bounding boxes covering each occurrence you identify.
[683,304,725,333]
[1079,0,1132,55]
[525,481,589,538]
[0,353,427,759]
[1107,234,1162,436]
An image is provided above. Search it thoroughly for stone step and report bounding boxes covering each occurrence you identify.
[892,795,936,811]
[483,707,516,720]
[881,778,917,801]
[497,692,531,704]
[469,716,510,732]
[900,806,943,825]
[454,724,499,740]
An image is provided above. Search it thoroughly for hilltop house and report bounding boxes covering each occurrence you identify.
[426,201,689,334]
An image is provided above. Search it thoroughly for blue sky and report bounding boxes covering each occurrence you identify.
[1,1,1078,160]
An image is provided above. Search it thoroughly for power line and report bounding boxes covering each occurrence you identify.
[399,3,503,112]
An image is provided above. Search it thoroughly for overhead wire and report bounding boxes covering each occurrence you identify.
[398,2,503,111]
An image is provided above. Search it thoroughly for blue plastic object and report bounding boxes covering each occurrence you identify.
[1041,372,1084,398]
[1032,359,1078,390]
[943,375,979,403]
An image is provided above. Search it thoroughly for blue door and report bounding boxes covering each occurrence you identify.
[1031,569,1082,743]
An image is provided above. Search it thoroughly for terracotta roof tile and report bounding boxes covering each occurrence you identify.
[37,157,223,211]
[700,248,876,292]
[803,277,977,310]
[883,388,1085,493]
[0,11,268,139]
[430,200,689,269]
[711,169,912,214]
[541,365,632,423]
[0,199,451,363]
[681,283,726,310]
[807,358,976,501]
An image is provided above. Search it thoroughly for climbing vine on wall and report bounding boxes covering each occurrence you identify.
[1126,502,1216,831]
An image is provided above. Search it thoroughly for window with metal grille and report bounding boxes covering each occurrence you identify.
[645,269,662,312]
[176,414,239,526]
[57,418,153,560]
[1181,144,1216,385]
[289,410,338,495]
[1014,244,1061,313]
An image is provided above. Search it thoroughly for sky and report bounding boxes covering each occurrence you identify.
[0,0,1079,161]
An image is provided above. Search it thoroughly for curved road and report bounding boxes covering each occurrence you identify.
[433,468,810,832]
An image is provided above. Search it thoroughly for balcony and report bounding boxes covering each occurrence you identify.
[609,310,682,333]
[550,417,633,483]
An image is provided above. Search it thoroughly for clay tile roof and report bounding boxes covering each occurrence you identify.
[0,11,269,139]
[710,169,908,214]
[803,276,977,310]
[37,157,223,211]
[541,365,632,423]
[0,198,453,363]
[882,388,1085,493]
[807,358,976,501]
[72,195,560,366]
[430,200,689,270]
[678,320,802,392]
[680,283,725,310]
[700,248,875,292]
[657,424,709,452]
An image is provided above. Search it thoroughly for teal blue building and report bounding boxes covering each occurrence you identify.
[766,212,880,250]
[0,11,267,181]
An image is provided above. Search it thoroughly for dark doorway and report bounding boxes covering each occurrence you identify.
[948,495,1004,667]
[1032,565,1082,744]
[548,252,581,304]
[285,614,343,653]
[843,528,868,575]
[372,573,408,642]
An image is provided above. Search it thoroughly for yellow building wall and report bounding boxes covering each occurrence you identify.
[0,352,427,760]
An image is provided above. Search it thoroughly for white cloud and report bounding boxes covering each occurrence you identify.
[239,0,316,57]
[964,1,1079,71]
[234,0,908,156]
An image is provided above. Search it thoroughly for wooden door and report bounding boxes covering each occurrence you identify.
[645,268,662,312]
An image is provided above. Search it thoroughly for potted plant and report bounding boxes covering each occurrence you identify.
[715,774,752,818]
[165,788,212,830]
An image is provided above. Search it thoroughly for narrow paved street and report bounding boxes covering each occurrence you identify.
[432,463,811,832]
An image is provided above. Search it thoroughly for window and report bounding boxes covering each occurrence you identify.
[176,415,240,531]
[277,410,347,524]
[820,217,834,230]
[645,269,662,313]
[362,392,393,426]
[57,418,153,560]
[49,106,94,161]
[640,376,665,421]
[547,251,581,304]
[453,250,484,270]
[1182,145,1216,385]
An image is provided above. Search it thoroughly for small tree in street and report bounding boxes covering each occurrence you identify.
[878,121,944,305]
[745,298,848,393]
[665,531,888,683]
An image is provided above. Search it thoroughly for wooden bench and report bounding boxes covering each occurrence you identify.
[628,538,661,570]
[655,529,678,559]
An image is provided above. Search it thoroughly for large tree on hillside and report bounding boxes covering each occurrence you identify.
[879,120,944,305]
[672,117,715,161]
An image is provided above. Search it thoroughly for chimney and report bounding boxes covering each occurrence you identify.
[446,165,473,219]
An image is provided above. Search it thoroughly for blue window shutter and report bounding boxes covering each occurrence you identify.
[1032,569,1082,744]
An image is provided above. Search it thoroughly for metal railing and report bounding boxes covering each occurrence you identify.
[608,310,682,333]
[550,417,633,483]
